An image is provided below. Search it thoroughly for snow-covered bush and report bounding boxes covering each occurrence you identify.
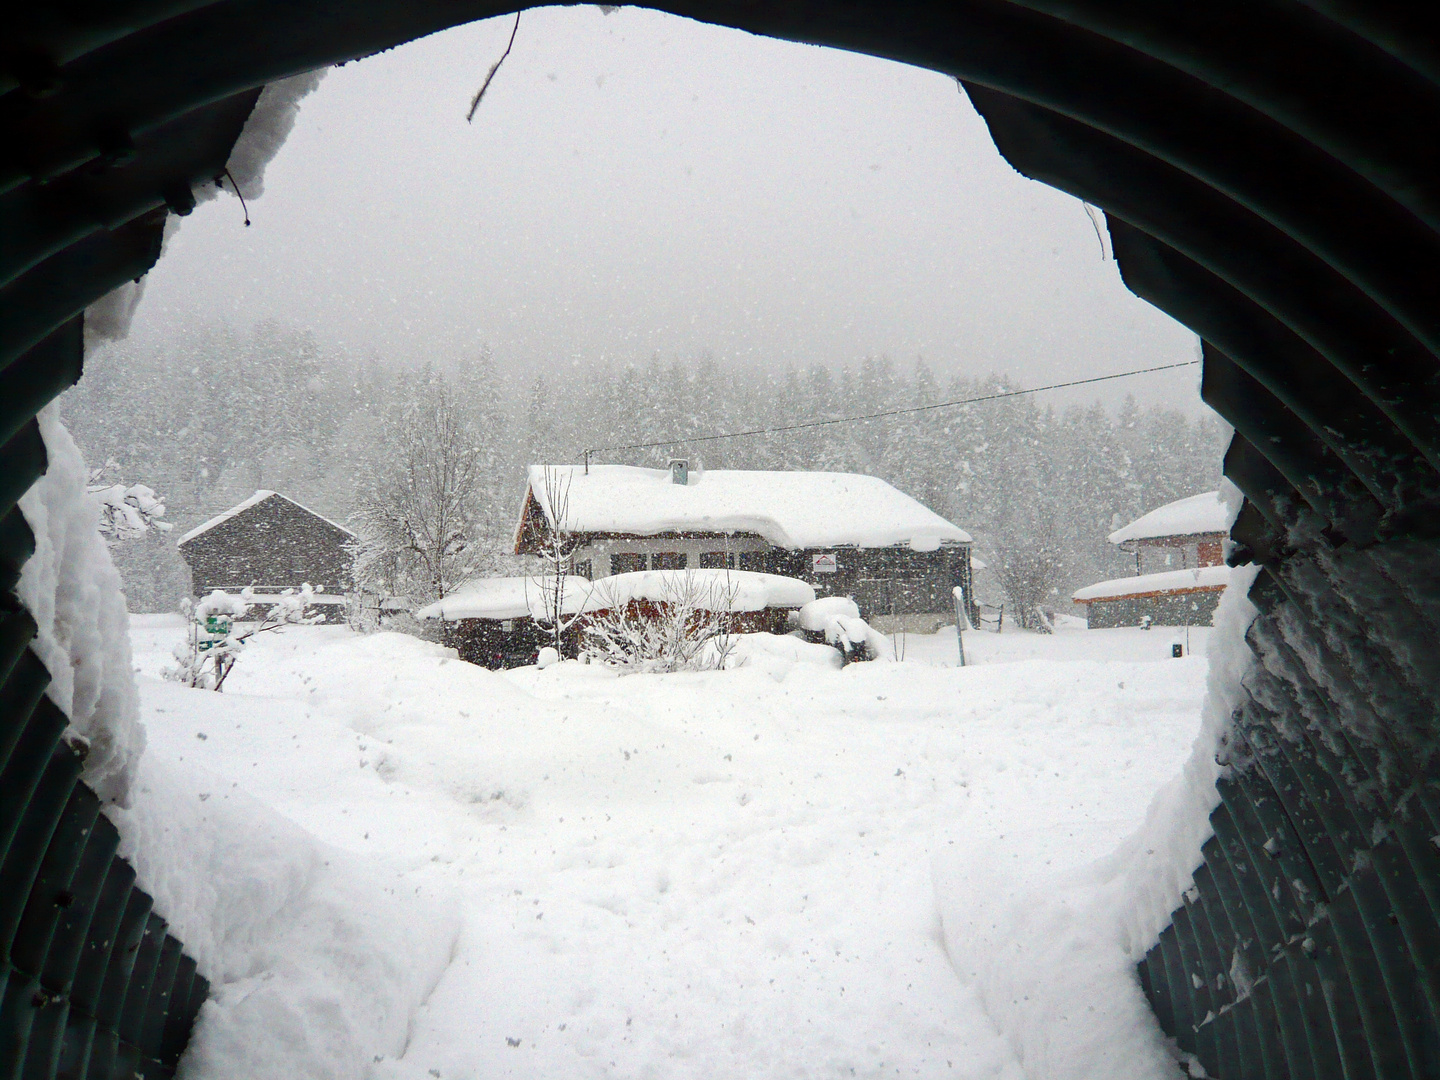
[797,596,891,663]
[165,585,322,691]
[581,571,740,673]
[84,465,191,612]
[88,479,172,542]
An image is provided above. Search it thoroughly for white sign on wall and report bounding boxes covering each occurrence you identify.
[812,553,838,574]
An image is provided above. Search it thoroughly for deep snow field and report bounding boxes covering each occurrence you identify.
[119,616,1213,1080]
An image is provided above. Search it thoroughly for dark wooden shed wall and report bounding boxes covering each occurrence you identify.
[179,495,353,596]
[1082,589,1224,630]
[738,544,975,624]
[443,616,576,669]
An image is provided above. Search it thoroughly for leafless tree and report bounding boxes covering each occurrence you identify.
[993,525,1063,633]
[350,383,488,606]
[527,465,587,656]
[581,570,741,673]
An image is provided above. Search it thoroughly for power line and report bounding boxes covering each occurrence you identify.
[583,359,1200,462]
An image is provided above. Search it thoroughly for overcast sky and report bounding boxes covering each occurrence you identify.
[125,5,1206,413]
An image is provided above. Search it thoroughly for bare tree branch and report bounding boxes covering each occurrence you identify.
[466,12,522,123]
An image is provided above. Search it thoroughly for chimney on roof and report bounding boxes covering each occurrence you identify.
[669,458,689,485]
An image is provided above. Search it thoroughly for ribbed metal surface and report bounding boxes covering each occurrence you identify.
[2,3,1437,1077]
[1137,550,1440,1077]
[0,330,207,1078]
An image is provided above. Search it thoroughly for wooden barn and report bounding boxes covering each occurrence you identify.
[514,462,975,632]
[177,490,354,620]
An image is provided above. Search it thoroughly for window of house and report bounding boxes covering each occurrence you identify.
[573,559,593,579]
[698,551,734,569]
[737,551,768,572]
[652,551,687,570]
[611,552,647,574]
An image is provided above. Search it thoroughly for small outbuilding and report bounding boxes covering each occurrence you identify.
[1073,491,1234,628]
[418,569,816,669]
[1073,565,1231,629]
[177,490,354,620]
[415,576,591,669]
[514,463,976,631]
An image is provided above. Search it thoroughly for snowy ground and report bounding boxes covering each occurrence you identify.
[121,617,1211,1080]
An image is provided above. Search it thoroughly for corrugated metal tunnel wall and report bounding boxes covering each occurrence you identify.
[2,2,1436,1076]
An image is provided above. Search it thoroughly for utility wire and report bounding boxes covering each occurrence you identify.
[584,359,1199,461]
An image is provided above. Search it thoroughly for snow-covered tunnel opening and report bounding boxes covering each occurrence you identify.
[17,21,1262,1079]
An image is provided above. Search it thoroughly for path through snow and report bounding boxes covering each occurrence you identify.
[123,619,1207,1080]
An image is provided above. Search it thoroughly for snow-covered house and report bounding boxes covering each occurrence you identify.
[1072,491,1233,629]
[513,463,974,631]
[1107,490,1229,575]
[177,490,354,620]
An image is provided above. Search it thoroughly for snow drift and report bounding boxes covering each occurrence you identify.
[18,406,145,804]
[108,751,457,1080]
[933,565,1259,1078]
[18,410,459,1079]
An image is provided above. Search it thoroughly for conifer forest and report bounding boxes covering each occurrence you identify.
[63,320,1225,612]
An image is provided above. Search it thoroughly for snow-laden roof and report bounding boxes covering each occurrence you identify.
[584,569,815,612]
[178,490,355,545]
[521,465,970,551]
[1108,491,1230,546]
[1072,565,1231,603]
[419,569,815,621]
[416,576,593,622]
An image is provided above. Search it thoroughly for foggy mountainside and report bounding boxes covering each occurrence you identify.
[63,320,1226,612]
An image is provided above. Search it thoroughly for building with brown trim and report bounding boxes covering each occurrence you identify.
[1107,490,1229,574]
[1073,491,1234,628]
[514,463,976,631]
[1072,565,1230,629]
